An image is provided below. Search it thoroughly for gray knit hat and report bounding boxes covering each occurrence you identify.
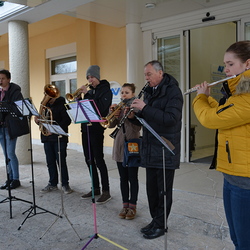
[86,65,100,80]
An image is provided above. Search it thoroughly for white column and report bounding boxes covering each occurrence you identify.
[126,23,144,91]
[8,20,30,165]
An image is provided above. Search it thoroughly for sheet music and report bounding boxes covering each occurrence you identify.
[135,116,175,155]
[65,99,104,124]
[66,102,89,123]
[14,100,30,116]
[14,99,39,116]
[42,123,69,137]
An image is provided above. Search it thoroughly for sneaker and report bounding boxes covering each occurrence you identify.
[118,208,128,219]
[40,184,58,193]
[125,208,136,220]
[96,191,111,204]
[81,188,100,199]
[62,185,73,194]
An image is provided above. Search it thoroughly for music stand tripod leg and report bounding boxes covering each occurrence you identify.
[18,116,61,230]
[40,135,81,240]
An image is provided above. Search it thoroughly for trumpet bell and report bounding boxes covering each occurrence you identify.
[65,93,75,102]
[100,118,110,128]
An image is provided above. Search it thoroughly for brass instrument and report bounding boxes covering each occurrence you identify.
[65,83,90,102]
[184,75,236,95]
[109,82,149,139]
[100,98,135,128]
[39,84,60,136]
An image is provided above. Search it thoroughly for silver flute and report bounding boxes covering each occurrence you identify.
[184,75,236,95]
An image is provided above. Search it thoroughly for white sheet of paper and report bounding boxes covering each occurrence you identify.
[42,123,69,136]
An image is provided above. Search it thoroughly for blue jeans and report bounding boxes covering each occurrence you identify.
[0,127,19,180]
[223,178,250,250]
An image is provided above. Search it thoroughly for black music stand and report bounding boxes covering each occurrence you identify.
[38,119,81,240]
[66,99,128,249]
[0,100,34,219]
[136,116,175,250]
[13,99,60,230]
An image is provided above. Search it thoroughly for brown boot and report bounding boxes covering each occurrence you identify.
[118,208,128,219]
[125,208,136,220]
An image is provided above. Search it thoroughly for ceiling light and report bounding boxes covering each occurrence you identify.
[145,3,156,9]
[0,2,30,21]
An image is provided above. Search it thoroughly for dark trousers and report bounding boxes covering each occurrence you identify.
[146,167,175,229]
[117,162,139,205]
[43,141,69,187]
[82,129,109,192]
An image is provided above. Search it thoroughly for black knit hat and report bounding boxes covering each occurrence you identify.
[86,65,100,80]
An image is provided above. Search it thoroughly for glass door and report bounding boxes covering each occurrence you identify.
[189,22,237,163]
[156,33,186,162]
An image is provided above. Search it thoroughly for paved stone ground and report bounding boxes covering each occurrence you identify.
[0,144,234,250]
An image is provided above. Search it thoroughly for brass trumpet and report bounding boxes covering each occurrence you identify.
[100,100,127,128]
[65,83,90,102]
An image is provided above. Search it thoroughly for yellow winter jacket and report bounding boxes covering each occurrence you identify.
[192,70,250,177]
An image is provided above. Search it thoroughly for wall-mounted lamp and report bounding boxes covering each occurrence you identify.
[202,12,215,22]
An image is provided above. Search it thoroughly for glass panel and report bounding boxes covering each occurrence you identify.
[70,78,77,93]
[245,22,250,40]
[52,80,66,98]
[51,56,77,74]
[157,36,180,83]
[190,22,236,162]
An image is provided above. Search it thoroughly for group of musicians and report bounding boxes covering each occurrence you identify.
[0,60,183,240]
[1,41,250,247]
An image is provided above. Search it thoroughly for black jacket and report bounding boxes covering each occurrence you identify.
[0,82,23,122]
[81,79,112,133]
[135,73,183,169]
[41,96,71,143]
[0,82,29,139]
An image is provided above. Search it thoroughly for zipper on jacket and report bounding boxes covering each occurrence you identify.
[226,140,231,163]
[217,103,234,114]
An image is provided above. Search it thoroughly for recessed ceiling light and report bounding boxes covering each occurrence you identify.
[145,3,156,9]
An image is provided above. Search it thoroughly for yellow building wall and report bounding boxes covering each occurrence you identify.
[0,14,126,150]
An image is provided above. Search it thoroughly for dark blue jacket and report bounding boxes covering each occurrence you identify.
[136,73,183,169]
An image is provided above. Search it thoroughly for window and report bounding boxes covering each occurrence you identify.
[50,56,77,99]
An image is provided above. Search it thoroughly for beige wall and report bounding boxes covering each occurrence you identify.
[0,14,127,151]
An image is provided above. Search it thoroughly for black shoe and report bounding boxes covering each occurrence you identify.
[140,221,154,234]
[0,180,12,190]
[6,180,21,190]
[143,227,165,239]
